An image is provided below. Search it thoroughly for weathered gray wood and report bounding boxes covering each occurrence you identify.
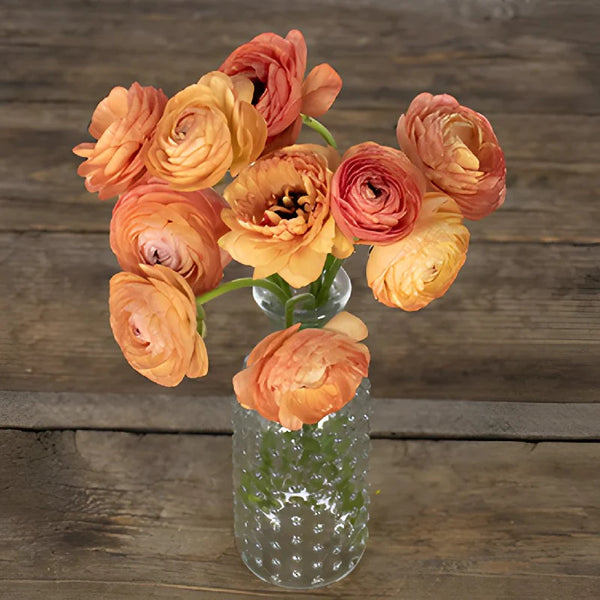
[1,0,599,243]
[2,0,598,113]
[2,110,599,244]
[0,233,598,403]
[1,3,599,598]
[4,391,600,440]
[1,431,599,598]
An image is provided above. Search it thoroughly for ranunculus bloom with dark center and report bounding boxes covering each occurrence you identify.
[144,71,267,191]
[233,312,370,430]
[220,30,342,153]
[219,144,353,288]
[366,192,470,311]
[110,179,230,295]
[330,142,426,245]
[396,92,506,220]
[73,83,167,200]
[109,265,208,387]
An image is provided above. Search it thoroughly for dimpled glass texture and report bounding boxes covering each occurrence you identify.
[234,268,371,588]
[232,379,371,589]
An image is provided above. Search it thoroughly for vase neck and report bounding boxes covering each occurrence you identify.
[252,268,352,330]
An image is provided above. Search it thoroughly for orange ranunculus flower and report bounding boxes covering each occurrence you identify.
[218,144,353,288]
[109,264,208,386]
[330,142,426,245]
[366,192,470,311]
[73,83,167,200]
[110,179,230,295]
[143,71,267,191]
[396,92,506,220]
[220,30,342,153]
[233,311,370,430]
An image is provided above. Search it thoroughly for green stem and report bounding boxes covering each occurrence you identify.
[195,277,289,307]
[309,278,321,298]
[315,258,345,306]
[309,254,335,300]
[266,273,293,300]
[301,114,338,149]
[285,293,316,328]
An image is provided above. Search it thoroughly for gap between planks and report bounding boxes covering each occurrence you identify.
[3,392,600,441]
[1,228,599,245]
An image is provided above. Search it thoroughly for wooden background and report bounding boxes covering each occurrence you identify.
[1,0,599,597]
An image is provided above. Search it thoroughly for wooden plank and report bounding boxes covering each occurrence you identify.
[1,109,599,243]
[2,0,598,113]
[4,391,600,440]
[0,232,598,403]
[1,0,599,241]
[1,431,599,598]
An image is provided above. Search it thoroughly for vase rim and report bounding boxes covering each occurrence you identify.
[252,267,352,329]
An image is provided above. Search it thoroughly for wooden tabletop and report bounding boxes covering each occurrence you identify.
[1,0,599,598]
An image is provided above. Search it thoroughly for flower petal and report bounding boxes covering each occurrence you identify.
[324,311,368,341]
[301,64,342,117]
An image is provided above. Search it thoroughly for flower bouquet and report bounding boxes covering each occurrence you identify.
[74,29,506,589]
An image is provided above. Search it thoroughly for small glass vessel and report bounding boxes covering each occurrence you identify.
[252,267,352,330]
[232,268,372,589]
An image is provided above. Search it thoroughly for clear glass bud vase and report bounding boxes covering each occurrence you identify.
[252,267,353,330]
[232,268,372,589]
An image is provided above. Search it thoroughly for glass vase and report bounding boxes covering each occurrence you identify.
[252,267,352,330]
[232,268,372,589]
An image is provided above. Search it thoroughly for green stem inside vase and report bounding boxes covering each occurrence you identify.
[284,293,316,328]
[237,410,367,527]
[315,257,345,306]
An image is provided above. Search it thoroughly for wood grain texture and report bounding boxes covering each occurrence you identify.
[1,3,599,596]
[2,0,598,112]
[5,391,600,440]
[0,0,599,242]
[1,0,599,424]
[1,431,599,599]
[2,109,599,243]
[0,233,598,403]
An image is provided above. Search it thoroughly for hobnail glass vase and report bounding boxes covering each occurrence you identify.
[232,268,372,589]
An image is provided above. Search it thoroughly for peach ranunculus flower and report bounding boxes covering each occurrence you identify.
[109,264,208,387]
[366,192,470,311]
[233,312,370,430]
[219,144,353,288]
[110,179,230,296]
[330,142,426,245]
[73,83,168,200]
[220,30,342,153]
[396,92,506,220]
[143,71,267,191]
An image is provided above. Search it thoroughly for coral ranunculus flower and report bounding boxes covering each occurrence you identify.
[330,142,426,245]
[396,92,506,220]
[366,193,470,311]
[144,71,267,191]
[110,179,230,295]
[73,83,167,200]
[219,144,353,288]
[109,264,208,386]
[233,312,370,430]
[220,30,342,153]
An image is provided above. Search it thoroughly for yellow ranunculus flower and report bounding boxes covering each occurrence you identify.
[366,193,470,311]
[144,71,267,191]
[219,144,353,288]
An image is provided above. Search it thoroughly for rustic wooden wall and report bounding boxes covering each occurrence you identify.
[2,0,599,433]
[3,0,600,436]
[1,1,600,598]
